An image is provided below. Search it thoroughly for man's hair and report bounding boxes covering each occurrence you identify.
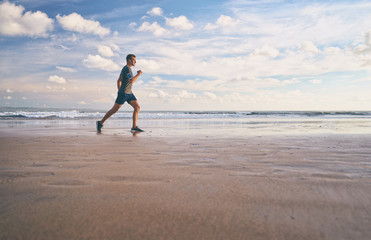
[126,54,136,62]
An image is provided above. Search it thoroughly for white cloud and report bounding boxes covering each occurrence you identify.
[203,92,217,100]
[177,90,196,99]
[149,89,197,104]
[129,22,137,30]
[355,30,371,55]
[110,43,120,52]
[150,76,167,84]
[166,15,194,31]
[68,33,78,42]
[48,75,67,84]
[97,44,120,58]
[216,15,240,27]
[204,23,218,31]
[299,41,321,54]
[251,45,280,58]
[83,54,121,71]
[324,47,342,55]
[147,7,163,16]
[204,15,240,32]
[137,21,168,36]
[98,45,115,57]
[56,13,110,37]
[58,45,70,50]
[137,58,160,71]
[139,8,194,36]
[0,1,53,37]
[227,2,371,50]
[310,79,322,84]
[134,26,371,82]
[282,78,301,85]
[56,66,76,73]
[364,30,371,46]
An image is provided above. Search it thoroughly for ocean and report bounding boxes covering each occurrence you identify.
[1,107,370,120]
[1,107,371,136]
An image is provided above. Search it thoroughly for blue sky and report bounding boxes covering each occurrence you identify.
[0,0,370,110]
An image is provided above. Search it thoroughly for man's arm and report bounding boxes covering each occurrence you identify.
[117,74,122,90]
[129,70,142,84]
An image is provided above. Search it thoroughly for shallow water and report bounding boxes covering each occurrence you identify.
[1,116,371,138]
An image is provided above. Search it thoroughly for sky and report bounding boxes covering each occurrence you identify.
[0,0,370,111]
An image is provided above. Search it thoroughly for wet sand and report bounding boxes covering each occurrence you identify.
[1,121,371,239]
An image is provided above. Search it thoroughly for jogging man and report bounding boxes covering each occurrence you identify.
[96,54,144,133]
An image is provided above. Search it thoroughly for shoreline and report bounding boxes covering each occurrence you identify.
[1,121,371,239]
[1,116,371,137]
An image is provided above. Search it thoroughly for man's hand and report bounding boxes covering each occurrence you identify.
[130,70,143,84]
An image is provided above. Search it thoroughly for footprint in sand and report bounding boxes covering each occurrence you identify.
[47,179,87,187]
[0,171,54,184]
[106,176,162,184]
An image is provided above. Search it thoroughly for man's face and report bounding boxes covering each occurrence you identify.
[129,57,136,66]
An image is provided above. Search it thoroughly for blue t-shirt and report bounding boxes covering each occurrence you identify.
[118,65,133,94]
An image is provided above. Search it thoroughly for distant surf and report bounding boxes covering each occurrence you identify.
[0,107,370,120]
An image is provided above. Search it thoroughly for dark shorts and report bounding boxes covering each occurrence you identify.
[115,92,137,105]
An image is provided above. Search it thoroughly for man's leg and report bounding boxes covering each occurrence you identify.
[128,100,140,129]
[99,103,122,125]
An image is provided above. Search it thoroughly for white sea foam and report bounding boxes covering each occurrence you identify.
[1,108,370,120]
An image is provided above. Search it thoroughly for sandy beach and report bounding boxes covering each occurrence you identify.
[1,120,371,240]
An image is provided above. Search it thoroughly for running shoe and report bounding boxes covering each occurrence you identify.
[131,126,144,132]
[96,121,103,133]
